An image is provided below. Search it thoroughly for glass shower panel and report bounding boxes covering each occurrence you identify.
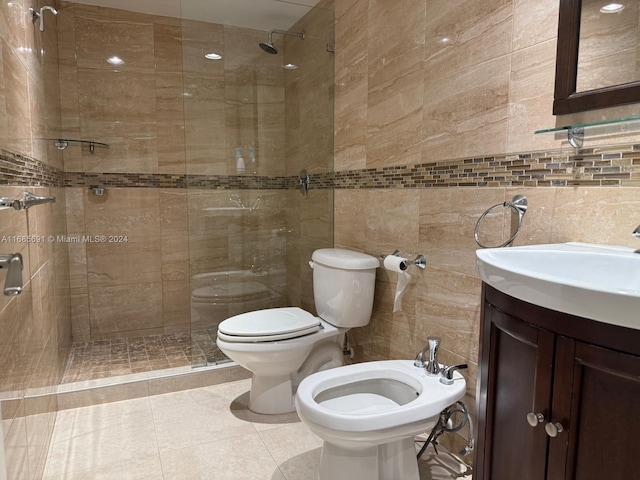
[181,1,334,367]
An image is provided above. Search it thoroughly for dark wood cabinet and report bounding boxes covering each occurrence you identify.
[475,284,640,480]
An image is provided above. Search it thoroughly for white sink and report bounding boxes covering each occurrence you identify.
[476,242,640,330]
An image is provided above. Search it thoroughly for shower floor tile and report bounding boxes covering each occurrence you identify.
[43,378,473,480]
[61,330,227,383]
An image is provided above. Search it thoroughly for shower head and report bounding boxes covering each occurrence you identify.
[259,41,278,55]
[258,29,304,54]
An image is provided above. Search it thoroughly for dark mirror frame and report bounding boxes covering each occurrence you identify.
[554,0,640,115]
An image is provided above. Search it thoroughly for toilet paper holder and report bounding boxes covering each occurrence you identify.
[380,250,427,270]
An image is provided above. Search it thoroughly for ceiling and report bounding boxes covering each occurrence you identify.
[69,0,323,31]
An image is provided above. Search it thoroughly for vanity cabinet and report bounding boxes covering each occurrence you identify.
[474,284,640,480]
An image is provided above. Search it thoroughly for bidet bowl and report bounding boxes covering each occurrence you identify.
[295,360,466,480]
[295,360,466,445]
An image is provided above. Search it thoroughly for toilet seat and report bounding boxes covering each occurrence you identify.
[218,307,322,342]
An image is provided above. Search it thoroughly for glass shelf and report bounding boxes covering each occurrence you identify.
[50,139,109,152]
[535,115,640,148]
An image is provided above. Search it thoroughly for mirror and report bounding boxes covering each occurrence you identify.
[554,0,640,114]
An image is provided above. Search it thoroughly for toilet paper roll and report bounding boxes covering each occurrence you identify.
[393,271,411,312]
[383,255,409,272]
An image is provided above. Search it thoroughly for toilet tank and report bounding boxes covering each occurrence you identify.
[311,248,379,328]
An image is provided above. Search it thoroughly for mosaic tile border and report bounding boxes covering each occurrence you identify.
[333,145,640,189]
[3,145,640,191]
[0,150,63,187]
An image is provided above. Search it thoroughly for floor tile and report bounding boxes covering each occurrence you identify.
[159,433,286,480]
[150,384,256,452]
[42,455,164,480]
[44,378,472,480]
[43,398,158,478]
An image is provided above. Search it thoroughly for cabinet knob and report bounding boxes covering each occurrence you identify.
[545,421,564,437]
[526,412,545,427]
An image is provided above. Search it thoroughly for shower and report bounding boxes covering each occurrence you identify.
[259,29,305,54]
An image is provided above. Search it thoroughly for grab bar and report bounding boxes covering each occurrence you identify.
[0,191,56,211]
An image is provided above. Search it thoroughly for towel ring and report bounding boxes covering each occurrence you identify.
[474,195,528,248]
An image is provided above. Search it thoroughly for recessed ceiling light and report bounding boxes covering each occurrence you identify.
[283,63,298,70]
[204,52,222,60]
[600,3,625,13]
[107,56,124,65]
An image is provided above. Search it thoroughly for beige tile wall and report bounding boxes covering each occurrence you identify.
[284,0,335,310]
[0,0,72,478]
[334,0,640,453]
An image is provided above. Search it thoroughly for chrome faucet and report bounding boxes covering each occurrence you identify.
[439,364,468,385]
[0,253,23,296]
[632,225,640,253]
[0,191,56,211]
[414,336,441,376]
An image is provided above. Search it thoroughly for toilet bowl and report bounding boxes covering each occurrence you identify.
[295,360,466,480]
[216,248,379,414]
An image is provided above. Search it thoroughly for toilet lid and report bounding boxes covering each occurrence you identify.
[218,307,321,338]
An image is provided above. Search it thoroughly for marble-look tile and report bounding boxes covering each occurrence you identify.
[364,189,420,256]
[44,398,157,478]
[77,68,158,172]
[422,55,509,161]
[3,41,31,156]
[160,433,285,480]
[419,188,506,277]
[42,455,163,480]
[156,73,186,175]
[416,267,482,363]
[366,0,424,168]
[149,387,256,452]
[258,423,323,480]
[88,282,163,336]
[507,39,561,153]
[512,0,559,51]
[86,236,161,286]
[73,6,156,74]
[551,187,640,248]
[424,0,513,74]
[333,190,366,252]
[83,188,160,237]
[153,23,183,75]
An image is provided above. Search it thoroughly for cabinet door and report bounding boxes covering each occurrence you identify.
[548,339,640,480]
[475,302,555,480]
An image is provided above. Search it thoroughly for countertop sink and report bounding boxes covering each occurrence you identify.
[476,242,640,330]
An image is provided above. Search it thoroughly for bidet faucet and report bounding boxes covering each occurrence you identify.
[414,336,441,376]
[632,225,640,253]
[440,364,468,385]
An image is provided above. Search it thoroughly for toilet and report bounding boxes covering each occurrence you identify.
[295,360,466,480]
[216,248,379,414]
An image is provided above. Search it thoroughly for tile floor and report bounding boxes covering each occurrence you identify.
[43,378,472,480]
[62,331,227,383]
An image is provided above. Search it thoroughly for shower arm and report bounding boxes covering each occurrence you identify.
[268,29,305,43]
